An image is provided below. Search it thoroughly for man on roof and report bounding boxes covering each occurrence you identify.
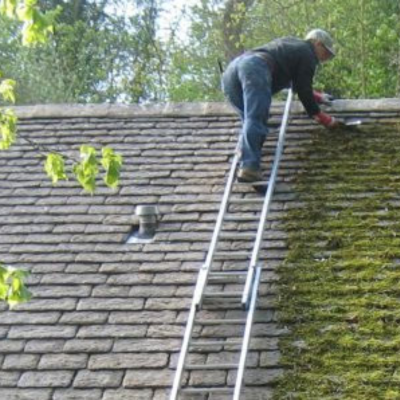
[222,29,338,183]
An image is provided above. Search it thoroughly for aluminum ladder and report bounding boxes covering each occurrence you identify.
[170,89,293,399]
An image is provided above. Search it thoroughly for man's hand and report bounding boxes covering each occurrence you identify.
[313,90,334,106]
[314,112,340,129]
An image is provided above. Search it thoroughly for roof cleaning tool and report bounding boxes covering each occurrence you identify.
[344,117,362,127]
[170,89,294,399]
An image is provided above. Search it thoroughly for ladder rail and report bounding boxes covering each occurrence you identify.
[171,92,294,399]
[234,266,262,400]
[170,302,197,399]
[242,89,293,307]
[171,144,240,400]
[193,144,240,308]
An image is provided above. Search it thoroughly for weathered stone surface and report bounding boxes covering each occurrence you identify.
[0,389,52,400]
[38,354,88,369]
[59,312,109,325]
[124,369,173,387]
[3,355,39,370]
[8,326,77,339]
[88,353,168,369]
[3,101,400,399]
[73,370,123,388]
[113,339,181,353]
[19,371,74,388]
[77,298,144,311]
[103,389,153,400]
[25,340,65,353]
[0,371,21,387]
[108,310,176,324]
[63,339,113,353]
[77,325,147,338]
[53,389,103,400]
[0,340,25,353]
[0,312,60,325]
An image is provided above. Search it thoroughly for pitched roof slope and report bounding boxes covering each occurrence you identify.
[0,100,399,400]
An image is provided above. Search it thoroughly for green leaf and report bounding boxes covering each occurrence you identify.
[0,79,16,103]
[0,0,18,18]
[101,147,123,189]
[73,145,98,194]
[44,153,67,184]
[0,263,32,308]
[0,108,17,150]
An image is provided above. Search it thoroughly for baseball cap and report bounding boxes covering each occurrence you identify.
[305,29,335,56]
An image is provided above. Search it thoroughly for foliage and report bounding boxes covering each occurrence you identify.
[166,0,400,101]
[101,147,123,189]
[0,264,32,308]
[0,0,166,104]
[274,124,400,398]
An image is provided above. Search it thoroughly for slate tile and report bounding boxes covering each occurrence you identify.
[77,298,144,311]
[0,389,52,400]
[88,353,167,369]
[123,369,173,387]
[128,286,177,298]
[106,273,153,285]
[41,273,107,285]
[0,312,60,325]
[19,371,74,388]
[77,325,147,339]
[0,371,20,387]
[108,310,176,324]
[8,326,77,339]
[0,340,25,353]
[59,312,108,325]
[30,286,91,298]
[73,370,123,388]
[53,389,103,400]
[3,354,39,370]
[91,285,131,297]
[113,339,181,353]
[145,298,190,311]
[38,354,88,369]
[103,389,153,400]
[63,339,113,353]
[25,340,66,353]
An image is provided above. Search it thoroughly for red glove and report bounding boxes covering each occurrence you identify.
[313,91,334,105]
[314,112,337,128]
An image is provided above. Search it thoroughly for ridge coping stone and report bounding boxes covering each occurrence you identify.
[11,99,400,119]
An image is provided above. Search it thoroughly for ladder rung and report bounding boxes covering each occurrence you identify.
[203,291,242,298]
[237,180,269,186]
[196,319,245,325]
[229,198,264,204]
[209,271,247,276]
[190,340,242,347]
[219,232,255,240]
[224,215,259,221]
[181,387,234,394]
[186,363,238,370]
[214,252,249,260]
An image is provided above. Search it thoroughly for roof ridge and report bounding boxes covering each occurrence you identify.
[11,98,400,119]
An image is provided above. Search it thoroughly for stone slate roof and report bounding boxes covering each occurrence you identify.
[1,99,400,400]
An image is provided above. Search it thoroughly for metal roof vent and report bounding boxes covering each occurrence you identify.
[127,205,159,244]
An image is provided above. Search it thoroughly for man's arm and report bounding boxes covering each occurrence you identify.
[294,55,337,128]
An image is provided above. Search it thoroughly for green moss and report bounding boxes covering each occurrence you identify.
[274,126,400,399]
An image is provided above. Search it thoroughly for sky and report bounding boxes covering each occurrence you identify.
[105,0,198,41]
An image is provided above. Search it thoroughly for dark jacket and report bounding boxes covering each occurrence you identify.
[251,37,320,116]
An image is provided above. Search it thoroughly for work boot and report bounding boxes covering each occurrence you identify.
[237,167,262,183]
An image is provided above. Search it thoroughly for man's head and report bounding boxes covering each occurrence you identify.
[306,29,335,62]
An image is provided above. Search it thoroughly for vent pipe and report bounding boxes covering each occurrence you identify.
[135,205,158,239]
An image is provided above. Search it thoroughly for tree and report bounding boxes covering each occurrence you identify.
[0,0,123,306]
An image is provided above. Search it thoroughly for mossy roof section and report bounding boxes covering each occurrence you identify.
[1,100,400,399]
[275,122,400,399]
